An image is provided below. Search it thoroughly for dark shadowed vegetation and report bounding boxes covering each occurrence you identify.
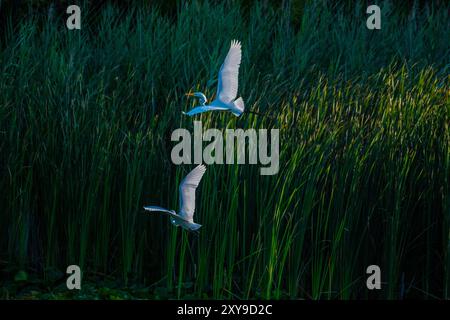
[0,0,449,299]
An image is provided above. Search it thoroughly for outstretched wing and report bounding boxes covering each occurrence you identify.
[183,105,229,116]
[216,40,242,103]
[179,165,207,222]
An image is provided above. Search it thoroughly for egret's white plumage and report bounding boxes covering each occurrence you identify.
[217,40,241,103]
[184,40,245,117]
[144,165,207,231]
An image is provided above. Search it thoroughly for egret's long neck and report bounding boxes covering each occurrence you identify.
[197,92,207,105]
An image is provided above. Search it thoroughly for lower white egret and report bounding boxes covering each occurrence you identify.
[144,165,207,231]
[184,40,245,117]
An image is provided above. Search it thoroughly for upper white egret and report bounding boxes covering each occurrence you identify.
[144,164,207,231]
[184,40,245,117]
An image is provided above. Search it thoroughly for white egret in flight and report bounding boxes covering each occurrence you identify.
[184,40,245,117]
[144,165,207,231]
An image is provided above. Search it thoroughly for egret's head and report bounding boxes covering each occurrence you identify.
[185,92,207,105]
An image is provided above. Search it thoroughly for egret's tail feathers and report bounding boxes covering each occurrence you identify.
[231,97,245,117]
[188,222,202,231]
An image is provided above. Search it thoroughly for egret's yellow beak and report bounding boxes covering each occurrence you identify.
[185,93,194,97]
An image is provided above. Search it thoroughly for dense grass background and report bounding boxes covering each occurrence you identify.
[0,0,449,299]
